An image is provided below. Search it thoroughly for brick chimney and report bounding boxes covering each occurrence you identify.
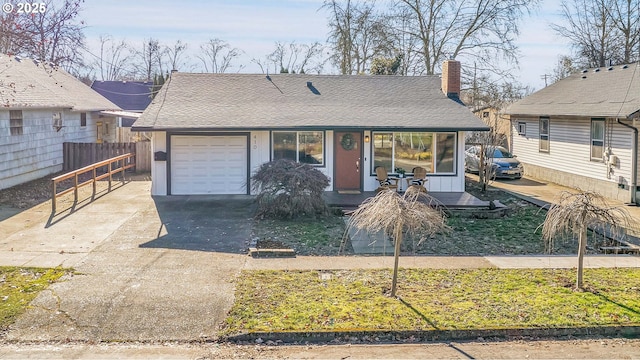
[441,59,461,99]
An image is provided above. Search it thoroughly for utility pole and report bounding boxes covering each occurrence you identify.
[540,74,550,87]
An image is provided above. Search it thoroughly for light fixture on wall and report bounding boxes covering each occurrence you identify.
[364,135,370,143]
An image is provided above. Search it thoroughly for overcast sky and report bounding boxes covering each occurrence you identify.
[81,0,570,91]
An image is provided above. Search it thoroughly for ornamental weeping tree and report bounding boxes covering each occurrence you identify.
[251,159,330,219]
[541,190,634,290]
[346,188,449,297]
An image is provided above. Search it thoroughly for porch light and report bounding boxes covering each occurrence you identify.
[364,135,370,143]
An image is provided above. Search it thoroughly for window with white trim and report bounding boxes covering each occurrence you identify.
[590,119,605,161]
[272,131,324,165]
[371,131,456,174]
[539,117,549,152]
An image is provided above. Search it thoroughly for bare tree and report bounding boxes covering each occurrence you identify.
[608,0,640,64]
[197,38,242,73]
[0,10,27,55]
[393,0,539,76]
[346,188,448,297]
[322,0,392,74]
[262,41,326,74]
[551,55,579,83]
[552,0,621,68]
[541,191,635,290]
[165,40,189,72]
[4,0,86,70]
[552,0,639,68]
[94,34,132,81]
[132,38,164,81]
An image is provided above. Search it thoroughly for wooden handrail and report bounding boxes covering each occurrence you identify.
[51,153,135,213]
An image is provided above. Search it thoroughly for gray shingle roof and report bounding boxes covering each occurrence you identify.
[133,73,487,131]
[506,63,640,118]
[0,54,120,111]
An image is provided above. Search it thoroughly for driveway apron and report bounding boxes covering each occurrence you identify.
[4,183,254,342]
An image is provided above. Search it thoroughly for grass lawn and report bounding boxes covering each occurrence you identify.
[224,268,640,335]
[0,267,68,329]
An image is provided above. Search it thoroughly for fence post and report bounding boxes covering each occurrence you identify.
[74,173,78,204]
[92,167,97,199]
[52,180,57,213]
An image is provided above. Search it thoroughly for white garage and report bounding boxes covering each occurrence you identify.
[170,135,248,195]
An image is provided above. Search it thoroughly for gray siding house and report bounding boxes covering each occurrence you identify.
[0,54,120,190]
[506,63,640,204]
[133,60,488,196]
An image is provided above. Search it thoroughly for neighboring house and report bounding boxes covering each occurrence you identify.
[90,80,154,142]
[470,106,510,148]
[506,63,640,205]
[0,54,120,190]
[132,59,488,196]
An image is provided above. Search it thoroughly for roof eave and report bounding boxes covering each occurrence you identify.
[131,125,491,132]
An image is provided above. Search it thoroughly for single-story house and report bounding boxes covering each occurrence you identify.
[506,63,640,205]
[90,80,154,142]
[132,59,489,196]
[0,54,120,190]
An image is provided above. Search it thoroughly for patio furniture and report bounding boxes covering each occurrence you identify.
[406,166,428,192]
[375,166,399,192]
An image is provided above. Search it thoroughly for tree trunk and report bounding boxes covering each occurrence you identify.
[391,225,403,297]
[576,228,587,289]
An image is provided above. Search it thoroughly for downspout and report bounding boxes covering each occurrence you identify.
[617,118,638,205]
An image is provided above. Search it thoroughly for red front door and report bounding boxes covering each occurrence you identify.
[334,132,362,191]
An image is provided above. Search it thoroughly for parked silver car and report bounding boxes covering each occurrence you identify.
[465,145,523,179]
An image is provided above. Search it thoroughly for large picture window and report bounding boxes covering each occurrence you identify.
[539,117,549,153]
[372,131,456,174]
[591,119,605,161]
[272,131,324,165]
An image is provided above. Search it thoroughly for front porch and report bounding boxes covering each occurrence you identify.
[323,191,495,211]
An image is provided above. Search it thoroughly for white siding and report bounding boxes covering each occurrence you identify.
[151,132,167,196]
[150,130,467,195]
[512,116,635,201]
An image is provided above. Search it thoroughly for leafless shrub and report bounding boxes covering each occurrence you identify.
[541,190,635,290]
[251,159,330,219]
[346,188,449,297]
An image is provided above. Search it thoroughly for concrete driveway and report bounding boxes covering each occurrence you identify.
[1,181,255,342]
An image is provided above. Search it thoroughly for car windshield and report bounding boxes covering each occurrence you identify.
[475,147,513,158]
[489,148,513,158]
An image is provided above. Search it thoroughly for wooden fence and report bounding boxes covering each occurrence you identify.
[63,142,151,172]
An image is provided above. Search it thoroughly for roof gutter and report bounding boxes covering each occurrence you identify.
[617,118,638,205]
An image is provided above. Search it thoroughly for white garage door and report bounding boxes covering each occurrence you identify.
[171,135,247,195]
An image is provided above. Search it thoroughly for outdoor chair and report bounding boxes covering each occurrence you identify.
[375,166,399,192]
[406,166,428,192]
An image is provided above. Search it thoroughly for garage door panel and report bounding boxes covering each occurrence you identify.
[171,135,248,195]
